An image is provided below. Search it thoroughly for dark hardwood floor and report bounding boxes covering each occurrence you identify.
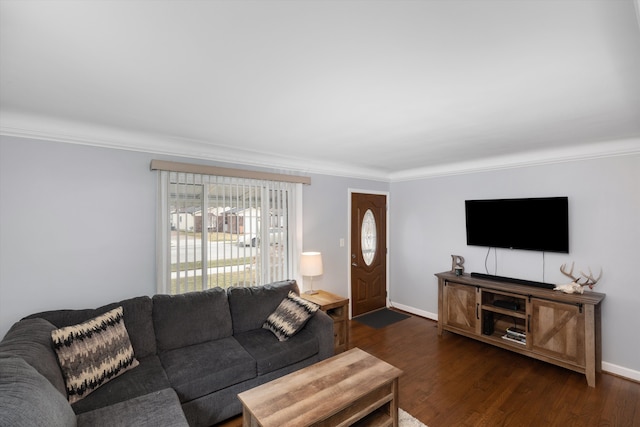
[217,311,640,426]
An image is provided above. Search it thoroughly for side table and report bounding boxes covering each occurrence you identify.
[301,290,349,354]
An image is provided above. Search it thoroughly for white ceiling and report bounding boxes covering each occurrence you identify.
[1,0,639,181]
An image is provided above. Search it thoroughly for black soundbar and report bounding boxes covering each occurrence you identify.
[470,272,556,290]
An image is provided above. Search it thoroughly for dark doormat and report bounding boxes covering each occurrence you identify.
[353,308,411,329]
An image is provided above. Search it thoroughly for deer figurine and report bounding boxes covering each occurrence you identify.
[555,262,602,294]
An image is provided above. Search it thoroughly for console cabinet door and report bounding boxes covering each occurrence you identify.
[443,282,479,334]
[530,298,586,367]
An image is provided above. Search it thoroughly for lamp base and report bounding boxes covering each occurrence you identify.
[305,290,319,295]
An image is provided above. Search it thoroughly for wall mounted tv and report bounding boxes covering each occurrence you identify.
[465,197,569,253]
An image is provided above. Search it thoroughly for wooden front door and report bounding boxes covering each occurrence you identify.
[351,192,387,317]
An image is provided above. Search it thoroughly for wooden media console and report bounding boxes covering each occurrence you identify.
[435,271,605,387]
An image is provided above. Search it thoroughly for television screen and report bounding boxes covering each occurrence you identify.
[465,197,569,253]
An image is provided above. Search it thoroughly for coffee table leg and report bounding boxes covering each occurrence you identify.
[242,406,258,427]
[391,378,399,427]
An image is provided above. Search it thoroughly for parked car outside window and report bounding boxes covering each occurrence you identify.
[237,228,284,247]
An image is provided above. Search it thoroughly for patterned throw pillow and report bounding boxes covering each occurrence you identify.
[263,291,319,341]
[51,306,139,403]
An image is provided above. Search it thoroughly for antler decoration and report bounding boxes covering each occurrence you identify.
[579,267,602,289]
[555,262,602,294]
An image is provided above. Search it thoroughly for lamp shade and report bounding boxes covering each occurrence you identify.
[300,252,323,277]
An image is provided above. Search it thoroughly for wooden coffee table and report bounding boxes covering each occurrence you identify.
[238,348,402,427]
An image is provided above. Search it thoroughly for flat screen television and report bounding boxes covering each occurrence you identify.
[465,197,569,253]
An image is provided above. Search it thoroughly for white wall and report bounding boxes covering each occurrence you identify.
[302,175,389,298]
[389,154,640,378]
[2,135,638,381]
[0,137,157,334]
[0,136,388,338]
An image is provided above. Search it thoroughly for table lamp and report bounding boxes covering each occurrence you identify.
[301,251,323,295]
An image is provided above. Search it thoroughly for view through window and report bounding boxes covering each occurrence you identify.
[158,171,297,294]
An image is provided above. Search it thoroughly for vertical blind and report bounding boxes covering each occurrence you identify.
[156,168,303,295]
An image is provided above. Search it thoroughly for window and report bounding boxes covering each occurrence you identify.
[153,161,308,295]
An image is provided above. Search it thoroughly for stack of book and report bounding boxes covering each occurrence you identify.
[501,327,526,345]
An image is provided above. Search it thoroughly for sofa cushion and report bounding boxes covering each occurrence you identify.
[152,287,232,351]
[263,291,319,341]
[159,336,256,402]
[25,296,156,358]
[0,318,67,396]
[180,353,325,426]
[227,280,300,334]
[234,328,319,375]
[77,388,188,427]
[0,353,77,427]
[71,354,171,415]
[51,307,139,404]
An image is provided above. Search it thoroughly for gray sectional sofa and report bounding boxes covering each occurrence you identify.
[0,280,334,426]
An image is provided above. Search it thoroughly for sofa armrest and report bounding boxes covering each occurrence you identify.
[0,353,77,427]
[0,318,67,396]
[303,309,335,360]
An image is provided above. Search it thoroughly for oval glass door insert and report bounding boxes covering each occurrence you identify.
[361,209,377,266]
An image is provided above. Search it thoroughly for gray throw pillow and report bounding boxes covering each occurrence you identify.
[51,306,139,404]
[263,291,319,341]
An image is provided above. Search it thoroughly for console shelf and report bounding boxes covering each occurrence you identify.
[481,304,526,319]
[435,271,606,387]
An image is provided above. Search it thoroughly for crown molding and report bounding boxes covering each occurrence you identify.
[1,111,638,183]
[389,138,640,182]
[0,111,389,181]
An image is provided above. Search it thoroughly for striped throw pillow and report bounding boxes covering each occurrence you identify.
[51,306,139,403]
[263,291,319,341]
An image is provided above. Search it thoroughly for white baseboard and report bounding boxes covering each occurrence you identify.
[602,362,640,383]
[388,301,640,384]
[388,301,438,321]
